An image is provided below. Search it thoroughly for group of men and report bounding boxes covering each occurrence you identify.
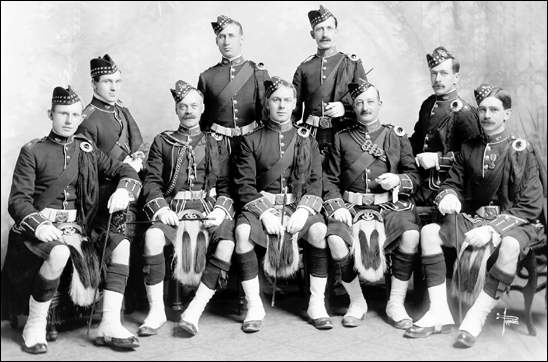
[2,4,545,356]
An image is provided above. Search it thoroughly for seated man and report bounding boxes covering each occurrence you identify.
[323,79,421,328]
[139,80,235,337]
[405,84,544,348]
[2,86,142,353]
[233,77,331,333]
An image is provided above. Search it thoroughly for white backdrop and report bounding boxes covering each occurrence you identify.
[1,1,546,267]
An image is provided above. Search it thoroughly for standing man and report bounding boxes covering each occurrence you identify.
[138,80,235,337]
[405,85,544,348]
[293,5,367,161]
[2,86,142,353]
[198,14,270,154]
[409,46,480,207]
[77,54,146,311]
[234,77,331,333]
[323,80,421,329]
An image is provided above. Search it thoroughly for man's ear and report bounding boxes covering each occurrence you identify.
[47,109,53,120]
[309,30,315,39]
[504,108,512,121]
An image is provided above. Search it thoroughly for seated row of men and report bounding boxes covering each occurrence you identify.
[2,4,545,356]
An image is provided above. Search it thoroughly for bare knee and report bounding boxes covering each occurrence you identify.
[399,230,419,254]
[420,223,442,255]
[47,245,71,269]
[144,228,166,255]
[235,224,253,254]
[111,239,130,264]
[327,235,349,260]
[498,236,520,262]
[306,223,326,249]
[214,240,235,262]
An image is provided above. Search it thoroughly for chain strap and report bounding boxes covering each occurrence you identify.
[349,130,387,162]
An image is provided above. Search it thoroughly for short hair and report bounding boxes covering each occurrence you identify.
[219,20,243,36]
[489,88,512,109]
[451,58,460,73]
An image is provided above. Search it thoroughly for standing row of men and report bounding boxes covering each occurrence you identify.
[2,4,545,355]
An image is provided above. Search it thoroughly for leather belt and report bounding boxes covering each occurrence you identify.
[343,191,391,206]
[305,115,333,129]
[211,121,260,137]
[260,191,296,205]
[174,190,207,200]
[40,208,77,223]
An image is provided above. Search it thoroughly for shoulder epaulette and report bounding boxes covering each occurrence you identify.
[23,138,43,150]
[82,104,96,120]
[511,137,527,152]
[337,124,357,135]
[346,53,361,62]
[300,54,315,64]
[255,61,266,71]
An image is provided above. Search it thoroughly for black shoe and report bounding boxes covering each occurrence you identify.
[176,320,198,337]
[46,327,58,342]
[94,335,140,350]
[242,320,262,333]
[22,343,47,354]
[454,330,476,348]
[309,317,333,330]
[404,324,455,338]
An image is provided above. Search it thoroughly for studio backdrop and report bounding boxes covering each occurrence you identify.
[1,1,546,267]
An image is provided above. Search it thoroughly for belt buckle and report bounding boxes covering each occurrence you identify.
[274,194,284,205]
[55,211,69,223]
[61,225,76,235]
[319,116,331,129]
[362,194,375,206]
[232,127,242,137]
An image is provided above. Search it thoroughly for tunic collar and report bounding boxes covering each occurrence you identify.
[356,119,382,133]
[221,55,244,66]
[435,89,458,102]
[265,119,294,133]
[177,124,202,137]
[91,95,116,112]
[48,130,74,145]
[316,46,338,58]
[485,129,509,144]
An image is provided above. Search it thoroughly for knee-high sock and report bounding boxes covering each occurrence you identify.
[141,282,166,329]
[308,246,329,278]
[386,277,411,322]
[415,282,454,327]
[104,263,129,294]
[181,282,215,329]
[236,250,258,281]
[143,253,165,286]
[459,290,498,337]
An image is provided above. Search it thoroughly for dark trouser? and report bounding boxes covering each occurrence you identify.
[143,253,165,286]
[392,249,416,282]
[236,250,259,282]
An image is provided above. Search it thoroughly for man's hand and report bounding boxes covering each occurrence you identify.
[415,152,440,170]
[437,193,462,215]
[203,207,226,228]
[35,223,63,243]
[123,155,143,173]
[261,210,284,237]
[324,101,345,118]
[286,208,309,234]
[157,208,179,226]
[107,188,130,214]
[464,225,495,248]
[376,173,400,190]
[331,207,352,227]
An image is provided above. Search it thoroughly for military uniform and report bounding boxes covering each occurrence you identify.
[292,5,367,155]
[234,77,332,332]
[409,47,480,206]
[1,85,141,354]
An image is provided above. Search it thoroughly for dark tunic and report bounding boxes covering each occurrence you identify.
[436,131,544,253]
[142,126,234,244]
[2,131,141,318]
[233,121,324,247]
[323,123,421,249]
[409,90,480,205]
[292,51,366,150]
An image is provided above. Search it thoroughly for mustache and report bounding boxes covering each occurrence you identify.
[360,110,371,115]
[320,37,331,41]
[182,114,197,120]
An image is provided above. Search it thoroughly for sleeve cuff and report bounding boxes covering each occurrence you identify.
[243,196,275,218]
[323,198,345,217]
[434,188,458,207]
[397,174,414,196]
[20,212,50,235]
[488,214,528,235]
[117,177,142,201]
[143,197,169,221]
[215,196,235,218]
[298,195,323,214]
[438,151,455,169]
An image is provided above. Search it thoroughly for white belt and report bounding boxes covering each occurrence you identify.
[343,191,391,206]
[40,208,77,223]
[260,191,296,205]
[174,190,207,200]
[211,121,259,137]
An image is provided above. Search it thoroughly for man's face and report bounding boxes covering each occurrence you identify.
[310,17,337,50]
[93,70,122,103]
[176,89,204,128]
[430,59,459,96]
[478,96,510,136]
[353,86,382,125]
[49,102,83,137]
[216,23,243,59]
[267,86,296,124]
